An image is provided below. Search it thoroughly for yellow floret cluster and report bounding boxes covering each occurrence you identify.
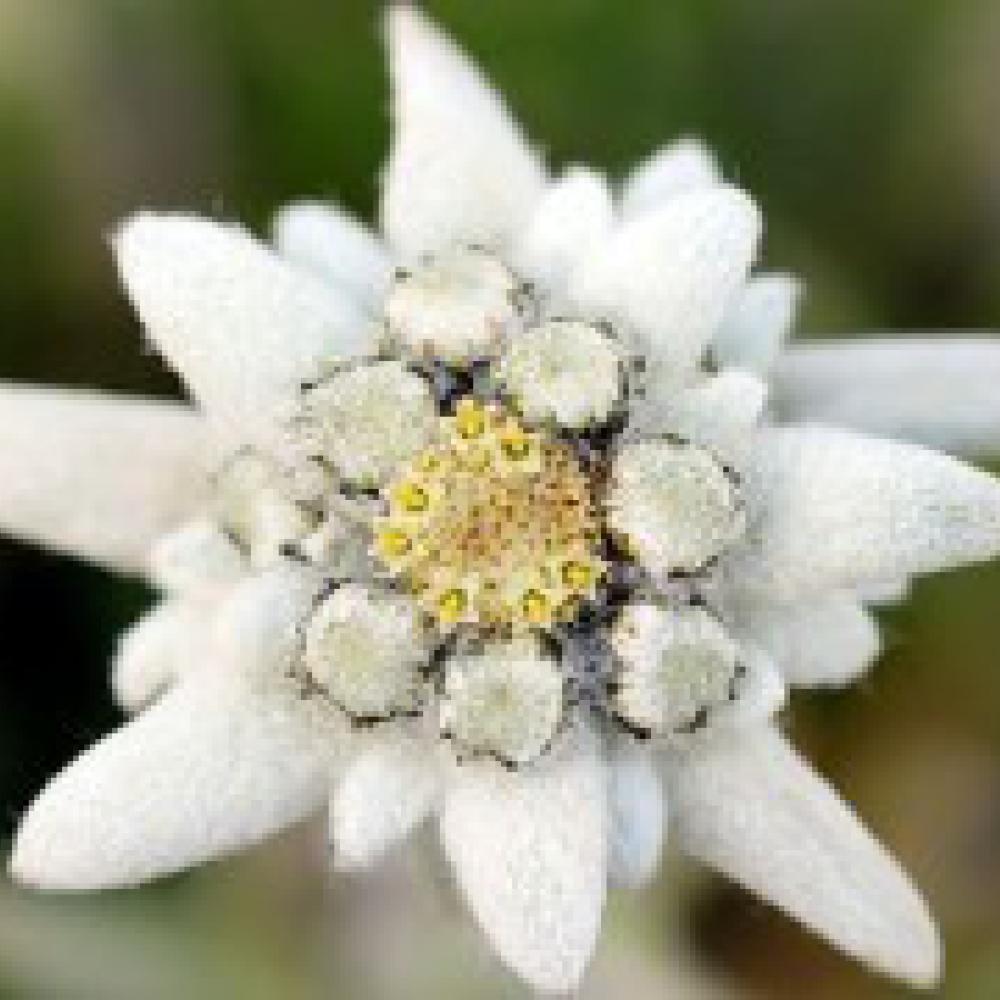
[375,398,604,631]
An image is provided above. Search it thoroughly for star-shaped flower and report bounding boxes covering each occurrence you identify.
[5,7,1000,994]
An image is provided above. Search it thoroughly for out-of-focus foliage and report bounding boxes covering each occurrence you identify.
[0,1,997,997]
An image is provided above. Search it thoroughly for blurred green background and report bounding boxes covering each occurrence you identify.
[1,1,998,997]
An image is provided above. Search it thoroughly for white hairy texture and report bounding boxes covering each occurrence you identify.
[381,5,546,261]
[713,273,801,376]
[112,597,214,712]
[610,439,745,573]
[612,602,740,735]
[0,384,210,577]
[148,517,245,594]
[302,361,437,487]
[213,451,319,568]
[330,730,440,870]
[858,576,911,606]
[665,726,942,988]
[271,200,390,309]
[729,590,880,688]
[641,369,766,461]
[620,136,722,218]
[10,671,327,891]
[441,644,565,766]
[500,319,622,428]
[208,563,323,689]
[114,213,370,446]
[734,425,1000,600]
[707,645,787,733]
[440,732,607,993]
[304,584,424,719]
[774,336,1000,455]
[512,166,614,296]
[569,187,760,387]
[384,251,521,362]
[606,742,666,889]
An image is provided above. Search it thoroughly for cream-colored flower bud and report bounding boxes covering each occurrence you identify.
[303,583,425,720]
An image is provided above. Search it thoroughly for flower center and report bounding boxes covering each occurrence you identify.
[374,397,604,631]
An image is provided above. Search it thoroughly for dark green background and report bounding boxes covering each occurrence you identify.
[0,1,998,997]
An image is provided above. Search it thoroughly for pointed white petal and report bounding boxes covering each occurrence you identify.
[570,187,760,386]
[620,136,722,218]
[665,727,941,988]
[733,425,1000,600]
[0,384,209,576]
[112,597,214,712]
[713,273,801,376]
[114,213,370,445]
[774,336,1000,455]
[10,670,327,891]
[271,200,390,309]
[639,368,767,461]
[729,590,880,688]
[607,743,665,889]
[331,730,440,870]
[440,733,607,992]
[512,167,614,296]
[381,5,546,261]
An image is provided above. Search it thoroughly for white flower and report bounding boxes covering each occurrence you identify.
[4,6,1000,994]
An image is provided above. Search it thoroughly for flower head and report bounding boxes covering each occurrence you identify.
[6,6,1000,994]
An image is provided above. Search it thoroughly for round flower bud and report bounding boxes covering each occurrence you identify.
[303,584,425,720]
[385,249,525,363]
[500,319,622,428]
[440,643,565,766]
[609,438,744,573]
[611,601,740,737]
[303,361,438,487]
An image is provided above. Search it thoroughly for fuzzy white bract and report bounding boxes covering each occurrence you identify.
[5,7,1000,995]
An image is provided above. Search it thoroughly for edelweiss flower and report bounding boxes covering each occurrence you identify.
[5,6,1000,994]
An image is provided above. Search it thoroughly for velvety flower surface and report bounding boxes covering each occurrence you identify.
[5,7,1000,994]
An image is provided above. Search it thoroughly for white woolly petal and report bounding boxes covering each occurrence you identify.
[381,5,546,260]
[149,517,245,594]
[610,439,745,574]
[299,361,437,487]
[330,730,440,870]
[729,590,880,688]
[620,136,722,218]
[569,187,760,387]
[639,369,767,461]
[500,319,623,429]
[112,598,214,713]
[0,384,209,576]
[440,731,607,993]
[665,726,942,988]
[713,273,801,376]
[607,742,665,889]
[774,336,1000,455]
[114,213,370,445]
[512,167,614,296]
[733,425,1000,600]
[272,200,390,309]
[10,671,327,891]
[858,576,911,606]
